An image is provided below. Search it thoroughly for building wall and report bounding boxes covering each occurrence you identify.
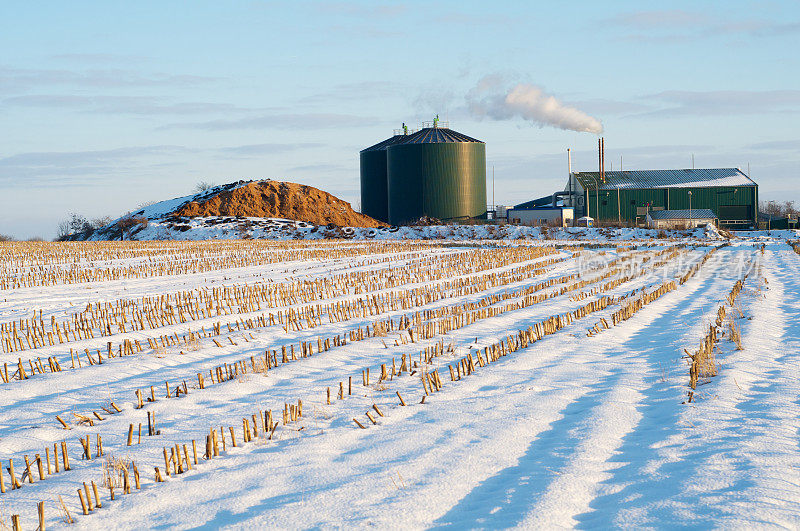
[508,207,573,227]
[758,217,798,229]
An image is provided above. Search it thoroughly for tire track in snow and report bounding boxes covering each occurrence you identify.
[429,368,634,529]
[684,245,800,527]
[572,245,800,528]
[519,249,739,528]
[427,249,736,528]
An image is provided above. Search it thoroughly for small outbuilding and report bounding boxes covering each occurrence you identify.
[646,209,717,229]
[507,207,574,227]
[758,212,798,230]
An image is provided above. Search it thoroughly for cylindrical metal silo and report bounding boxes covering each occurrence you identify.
[359,133,408,223]
[387,126,486,225]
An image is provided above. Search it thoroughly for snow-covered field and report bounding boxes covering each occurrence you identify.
[1,237,799,529]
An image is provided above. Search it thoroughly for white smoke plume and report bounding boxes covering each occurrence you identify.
[467,78,603,134]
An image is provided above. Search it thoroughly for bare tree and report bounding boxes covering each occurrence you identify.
[91,216,113,229]
[194,181,215,193]
[761,200,799,218]
[56,221,72,240]
[69,213,91,233]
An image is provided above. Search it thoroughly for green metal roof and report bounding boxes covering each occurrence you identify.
[573,168,755,190]
[360,134,409,153]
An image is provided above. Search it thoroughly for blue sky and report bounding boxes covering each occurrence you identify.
[1,0,799,238]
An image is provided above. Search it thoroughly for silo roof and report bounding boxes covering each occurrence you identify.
[399,127,484,144]
[360,134,409,153]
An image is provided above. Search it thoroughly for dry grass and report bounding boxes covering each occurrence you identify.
[697,345,718,378]
[185,335,201,351]
[57,495,74,525]
[101,454,132,489]
[728,319,743,350]
[251,358,270,376]
[389,471,406,490]
[718,227,734,239]
[0,502,10,531]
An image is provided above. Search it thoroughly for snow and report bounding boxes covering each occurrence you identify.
[659,175,754,188]
[734,229,800,240]
[1,236,799,528]
[82,216,730,242]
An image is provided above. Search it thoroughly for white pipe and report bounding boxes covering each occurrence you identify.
[567,148,572,174]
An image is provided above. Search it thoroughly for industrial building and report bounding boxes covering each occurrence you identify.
[360,120,487,225]
[562,168,758,229]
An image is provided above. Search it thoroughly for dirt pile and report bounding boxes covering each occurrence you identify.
[173,180,386,228]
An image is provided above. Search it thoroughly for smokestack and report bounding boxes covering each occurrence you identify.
[598,138,602,182]
[601,137,605,183]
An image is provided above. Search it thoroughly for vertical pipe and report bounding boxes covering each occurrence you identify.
[600,138,604,220]
[567,149,573,209]
[601,137,605,182]
[597,138,603,177]
[595,138,601,222]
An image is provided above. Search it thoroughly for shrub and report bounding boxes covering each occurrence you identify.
[117,215,149,240]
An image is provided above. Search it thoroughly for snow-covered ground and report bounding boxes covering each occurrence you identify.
[80,215,738,242]
[1,237,799,529]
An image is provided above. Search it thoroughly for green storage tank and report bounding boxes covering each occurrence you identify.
[359,133,409,223]
[387,126,486,225]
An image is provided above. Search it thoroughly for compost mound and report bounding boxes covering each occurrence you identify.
[174,180,386,228]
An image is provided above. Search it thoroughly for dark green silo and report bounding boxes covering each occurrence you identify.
[387,127,486,225]
[359,133,409,223]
